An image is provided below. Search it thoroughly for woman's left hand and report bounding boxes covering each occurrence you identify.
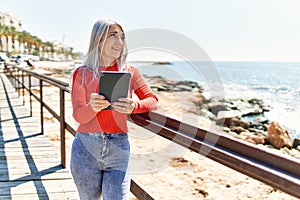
[111,98,135,114]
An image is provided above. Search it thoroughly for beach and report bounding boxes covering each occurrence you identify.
[24,61,298,200]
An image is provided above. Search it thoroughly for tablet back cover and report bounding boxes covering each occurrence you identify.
[99,71,131,110]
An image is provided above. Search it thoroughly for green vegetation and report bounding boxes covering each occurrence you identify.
[0,24,80,60]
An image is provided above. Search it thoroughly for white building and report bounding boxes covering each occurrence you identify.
[0,12,22,54]
[0,12,22,31]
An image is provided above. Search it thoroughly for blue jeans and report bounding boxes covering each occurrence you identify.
[70,132,130,200]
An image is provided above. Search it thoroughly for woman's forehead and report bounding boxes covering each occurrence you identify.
[108,24,123,33]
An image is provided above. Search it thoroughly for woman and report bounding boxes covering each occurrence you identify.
[70,19,158,200]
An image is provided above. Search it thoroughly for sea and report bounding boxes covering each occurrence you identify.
[133,61,300,139]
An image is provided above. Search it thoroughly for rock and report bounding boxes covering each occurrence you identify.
[150,84,169,91]
[193,92,206,105]
[248,98,272,112]
[248,98,264,105]
[248,129,268,138]
[171,157,194,167]
[216,110,241,120]
[209,98,268,120]
[225,117,251,129]
[209,103,228,116]
[251,135,265,144]
[227,131,239,138]
[245,138,256,144]
[250,122,267,131]
[240,108,263,116]
[172,85,192,91]
[230,126,248,134]
[240,132,266,145]
[235,134,248,141]
[253,116,269,124]
[194,187,208,197]
[222,127,231,132]
[215,111,241,126]
[279,147,299,157]
[267,122,292,149]
[152,61,172,65]
[200,109,216,120]
[292,138,300,148]
[147,77,205,93]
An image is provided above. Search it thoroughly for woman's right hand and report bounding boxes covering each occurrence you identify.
[90,93,111,112]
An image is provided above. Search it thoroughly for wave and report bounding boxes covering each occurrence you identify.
[251,85,295,94]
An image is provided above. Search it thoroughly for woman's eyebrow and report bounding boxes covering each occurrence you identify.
[108,31,119,34]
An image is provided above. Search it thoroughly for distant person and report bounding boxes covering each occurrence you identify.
[26,58,35,69]
[70,19,158,200]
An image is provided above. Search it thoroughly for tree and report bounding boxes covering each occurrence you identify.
[30,35,43,56]
[0,25,5,52]
[0,24,75,59]
[18,30,31,54]
[9,26,18,53]
[2,26,11,54]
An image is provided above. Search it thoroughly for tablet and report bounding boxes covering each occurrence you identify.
[98,71,131,110]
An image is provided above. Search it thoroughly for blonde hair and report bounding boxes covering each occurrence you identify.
[83,19,128,79]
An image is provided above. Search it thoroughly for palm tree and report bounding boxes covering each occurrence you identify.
[0,25,5,52]
[9,26,18,52]
[17,30,29,53]
[0,23,75,59]
[43,41,54,59]
[0,25,21,55]
[2,26,11,55]
[31,35,43,56]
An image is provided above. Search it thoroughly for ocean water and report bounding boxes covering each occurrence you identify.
[133,61,300,139]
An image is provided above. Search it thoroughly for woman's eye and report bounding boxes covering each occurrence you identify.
[108,33,125,40]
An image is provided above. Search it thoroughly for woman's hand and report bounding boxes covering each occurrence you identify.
[112,98,135,114]
[90,93,111,112]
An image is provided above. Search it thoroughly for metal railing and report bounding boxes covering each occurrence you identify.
[3,63,300,199]
[3,64,154,199]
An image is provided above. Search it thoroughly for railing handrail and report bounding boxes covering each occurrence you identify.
[129,112,300,197]
[3,63,300,199]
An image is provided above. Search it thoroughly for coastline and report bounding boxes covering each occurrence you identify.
[25,61,299,199]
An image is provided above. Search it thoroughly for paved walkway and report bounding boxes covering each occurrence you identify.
[0,72,78,200]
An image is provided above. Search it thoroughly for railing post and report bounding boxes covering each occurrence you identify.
[13,67,16,89]
[29,74,32,116]
[60,89,66,168]
[17,68,20,96]
[3,62,7,74]
[16,68,18,92]
[22,70,25,105]
[39,79,44,134]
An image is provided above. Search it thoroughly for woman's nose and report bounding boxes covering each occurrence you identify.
[115,35,124,44]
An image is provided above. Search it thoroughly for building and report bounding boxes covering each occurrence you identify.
[0,12,22,54]
[0,11,22,31]
[0,11,76,60]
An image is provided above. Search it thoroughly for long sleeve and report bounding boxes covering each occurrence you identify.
[130,67,158,114]
[71,68,97,124]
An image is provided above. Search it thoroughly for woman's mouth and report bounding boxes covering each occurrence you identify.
[112,47,121,51]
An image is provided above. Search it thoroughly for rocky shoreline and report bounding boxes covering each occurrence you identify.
[34,61,300,158]
[143,75,300,159]
[31,62,299,199]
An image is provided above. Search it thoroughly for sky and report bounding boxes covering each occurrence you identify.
[1,0,300,61]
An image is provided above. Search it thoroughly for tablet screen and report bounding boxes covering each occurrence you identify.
[98,71,131,110]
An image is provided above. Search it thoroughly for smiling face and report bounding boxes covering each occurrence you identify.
[99,24,125,66]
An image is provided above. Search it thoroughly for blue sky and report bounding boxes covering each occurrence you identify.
[1,0,300,61]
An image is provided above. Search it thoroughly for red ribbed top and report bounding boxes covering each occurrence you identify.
[71,63,158,133]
